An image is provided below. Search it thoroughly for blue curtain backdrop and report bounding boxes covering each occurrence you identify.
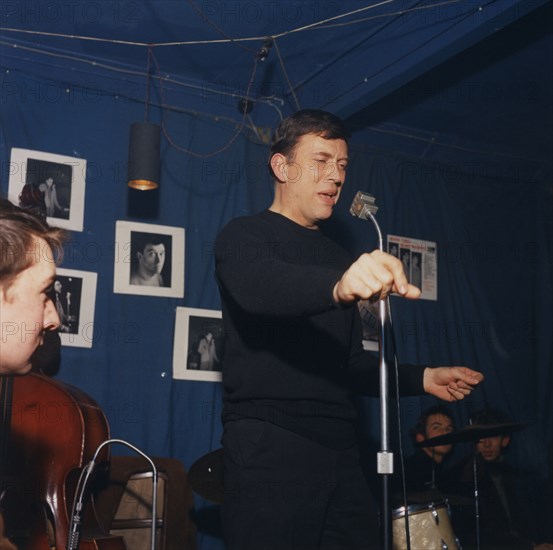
[1,66,552,548]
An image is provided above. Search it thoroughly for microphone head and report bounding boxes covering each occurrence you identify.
[350,191,378,220]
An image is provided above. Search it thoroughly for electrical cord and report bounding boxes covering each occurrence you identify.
[67,438,158,550]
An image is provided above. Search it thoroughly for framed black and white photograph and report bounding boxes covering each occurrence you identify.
[50,268,98,348]
[113,221,185,298]
[7,148,86,231]
[173,307,224,382]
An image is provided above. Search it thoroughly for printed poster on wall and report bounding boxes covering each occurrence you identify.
[387,234,437,301]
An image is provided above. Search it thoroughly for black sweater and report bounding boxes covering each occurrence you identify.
[215,210,426,449]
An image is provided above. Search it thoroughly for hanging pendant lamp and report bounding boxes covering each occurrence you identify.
[127,121,161,190]
[127,46,160,191]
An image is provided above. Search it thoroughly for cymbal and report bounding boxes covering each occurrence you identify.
[395,490,474,507]
[416,422,524,448]
[188,448,224,504]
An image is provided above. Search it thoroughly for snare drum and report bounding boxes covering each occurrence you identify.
[392,500,460,550]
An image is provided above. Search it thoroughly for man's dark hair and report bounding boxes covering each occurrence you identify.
[411,405,455,442]
[132,232,167,256]
[268,109,350,179]
[0,198,67,291]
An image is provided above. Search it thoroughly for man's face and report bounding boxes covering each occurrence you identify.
[476,435,508,462]
[0,238,60,374]
[54,280,62,294]
[138,243,165,275]
[275,134,348,228]
[417,413,455,457]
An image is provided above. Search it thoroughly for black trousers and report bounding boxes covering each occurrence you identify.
[222,419,381,550]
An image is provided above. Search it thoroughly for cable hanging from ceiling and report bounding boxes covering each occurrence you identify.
[0,0,467,122]
[0,0,467,125]
[0,0,464,48]
[0,0,471,161]
[318,0,486,110]
[0,38,284,125]
[151,47,263,159]
[124,0,292,159]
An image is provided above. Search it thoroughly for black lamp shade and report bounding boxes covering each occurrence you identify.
[127,122,161,190]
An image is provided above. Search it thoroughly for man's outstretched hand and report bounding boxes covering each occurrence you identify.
[423,367,484,402]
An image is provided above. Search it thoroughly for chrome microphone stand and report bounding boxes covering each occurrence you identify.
[350,191,394,550]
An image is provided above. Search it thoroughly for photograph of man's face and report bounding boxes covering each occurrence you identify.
[114,221,184,298]
[139,242,165,275]
[130,232,172,288]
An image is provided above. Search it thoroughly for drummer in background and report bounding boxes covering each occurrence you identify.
[395,405,459,503]
[456,408,553,550]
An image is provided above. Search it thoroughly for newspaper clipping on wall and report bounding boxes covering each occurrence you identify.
[387,234,437,301]
[358,234,438,350]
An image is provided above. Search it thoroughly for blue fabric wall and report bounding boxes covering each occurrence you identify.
[1,66,552,548]
[338,147,553,542]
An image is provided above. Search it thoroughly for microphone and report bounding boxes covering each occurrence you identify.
[349,191,378,220]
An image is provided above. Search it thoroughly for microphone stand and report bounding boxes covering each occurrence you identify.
[350,192,393,550]
[469,418,481,550]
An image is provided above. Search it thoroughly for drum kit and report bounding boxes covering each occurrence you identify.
[392,421,523,550]
[187,421,523,550]
[392,500,460,550]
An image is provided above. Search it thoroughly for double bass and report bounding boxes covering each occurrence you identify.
[0,372,126,550]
